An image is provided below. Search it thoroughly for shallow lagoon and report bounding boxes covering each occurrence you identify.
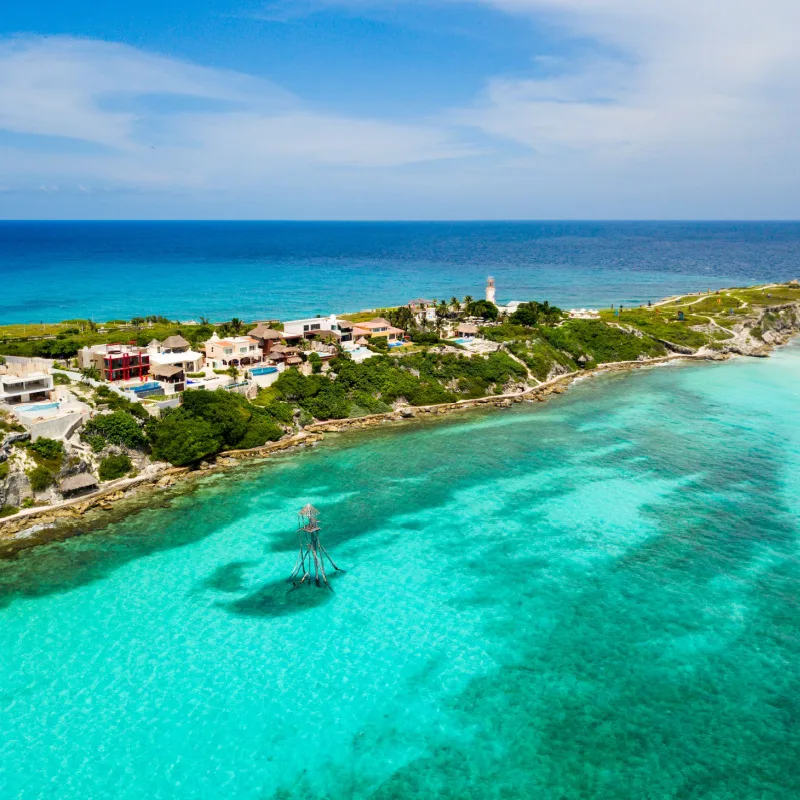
[2,346,800,799]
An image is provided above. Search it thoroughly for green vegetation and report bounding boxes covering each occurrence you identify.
[52,372,71,385]
[28,465,56,493]
[308,352,323,373]
[29,438,65,462]
[148,389,284,465]
[464,300,499,321]
[93,385,150,421]
[367,336,390,352]
[186,372,205,378]
[0,461,9,481]
[23,437,65,494]
[510,301,562,326]
[98,453,133,482]
[81,411,148,450]
[271,350,527,420]
[541,320,668,364]
[0,318,215,360]
[0,505,19,518]
[0,414,25,435]
[606,310,709,349]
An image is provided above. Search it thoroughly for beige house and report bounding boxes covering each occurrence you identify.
[77,343,150,382]
[351,318,405,342]
[204,334,262,368]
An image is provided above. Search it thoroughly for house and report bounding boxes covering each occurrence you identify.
[204,334,262,368]
[147,335,204,373]
[281,314,353,343]
[351,318,405,342]
[0,370,55,405]
[78,343,150,382]
[456,323,479,337]
[248,323,283,357]
[408,299,436,324]
[150,363,186,393]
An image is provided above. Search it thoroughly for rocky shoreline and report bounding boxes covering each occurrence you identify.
[2,293,798,557]
[0,352,714,556]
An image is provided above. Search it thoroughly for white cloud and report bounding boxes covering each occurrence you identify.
[2,0,800,219]
[453,0,800,174]
[0,36,479,194]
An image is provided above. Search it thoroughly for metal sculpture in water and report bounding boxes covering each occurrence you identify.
[288,504,345,589]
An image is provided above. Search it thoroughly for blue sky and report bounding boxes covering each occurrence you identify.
[1,0,798,219]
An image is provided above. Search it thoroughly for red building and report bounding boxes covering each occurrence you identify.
[77,344,151,382]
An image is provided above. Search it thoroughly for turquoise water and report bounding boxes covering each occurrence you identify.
[2,346,800,798]
[2,221,800,323]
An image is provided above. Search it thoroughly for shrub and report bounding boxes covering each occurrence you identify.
[368,337,389,352]
[308,352,323,373]
[149,408,220,466]
[510,301,562,327]
[88,435,106,453]
[93,385,150,421]
[52,372,71,385]
[464,300,499,320]
[0,461,8,481]
[81,411,147,450]
[0,504,19,518]
[186,372,205,378]
[28,465,56,493]
[409,331,442,345]
[29,438,65,462]
[98,453,133,482]
[233,417,283,449]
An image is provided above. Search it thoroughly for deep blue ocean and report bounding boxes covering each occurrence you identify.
[2,221,800,324]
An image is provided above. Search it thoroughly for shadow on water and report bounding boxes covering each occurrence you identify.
[219,573,342,618]
[0,474,268,610]
[192,559,261,594]
[0,381,630,613]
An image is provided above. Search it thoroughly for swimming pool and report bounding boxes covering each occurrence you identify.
[250,366,278,376]
[15,401,61,416]
[129,382,162,393]
[452,337,474,345]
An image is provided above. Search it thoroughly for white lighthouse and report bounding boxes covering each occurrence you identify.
[485,276,496,304]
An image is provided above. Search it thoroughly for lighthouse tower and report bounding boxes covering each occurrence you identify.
[485,276,496,304]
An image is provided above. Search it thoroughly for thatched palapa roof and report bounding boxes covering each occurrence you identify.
[161,335,190,349]
[150,363,184,378]
[59,473,98,494]
[249,323,282,340]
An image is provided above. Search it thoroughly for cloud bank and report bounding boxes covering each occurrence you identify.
[1,0,799,218]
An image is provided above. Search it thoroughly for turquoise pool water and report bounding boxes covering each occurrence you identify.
[2,345,800,799]
[250,366,279,376]
[14,401,60,415]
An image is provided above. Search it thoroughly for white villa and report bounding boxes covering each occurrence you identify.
[0,368,55,406]
[281,314,353,343]
[204,334,263,369]
[407,299,437,325]
[147,335,204,373]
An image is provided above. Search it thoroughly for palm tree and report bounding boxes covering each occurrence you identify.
[81,366,100,384]
[226,363,239,381]
[230,317,244,335]
[449,296,461,314]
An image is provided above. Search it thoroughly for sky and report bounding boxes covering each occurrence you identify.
[1,0,799,220]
